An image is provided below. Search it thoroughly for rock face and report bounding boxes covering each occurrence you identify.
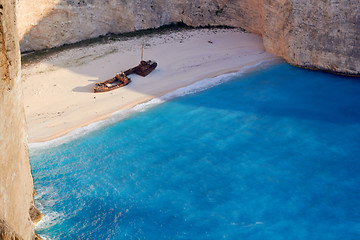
[0,0,39,239]
[16,0,243,51]
[16,0,359,75]
[262,0,360,75]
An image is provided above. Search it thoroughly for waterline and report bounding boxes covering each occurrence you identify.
[31,63,360,239]
[29,59,279,154]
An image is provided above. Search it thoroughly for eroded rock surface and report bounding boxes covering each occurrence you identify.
[0,0,39,239]
[262,0,360,75]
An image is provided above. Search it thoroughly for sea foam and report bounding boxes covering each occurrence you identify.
[34,186,64,239]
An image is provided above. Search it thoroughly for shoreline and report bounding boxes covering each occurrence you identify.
[23,28,281,146]
[28,59,280,152]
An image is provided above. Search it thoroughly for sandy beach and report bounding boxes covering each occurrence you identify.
[22,28,279,143]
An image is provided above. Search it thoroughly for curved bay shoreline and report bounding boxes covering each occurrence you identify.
[22,28,281,145]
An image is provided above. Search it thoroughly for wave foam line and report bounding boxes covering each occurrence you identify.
[34,186,64,240]
[29,58,279,153]
[35,211,63,232]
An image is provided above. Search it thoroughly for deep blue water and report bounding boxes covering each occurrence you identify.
[30,63,360,239]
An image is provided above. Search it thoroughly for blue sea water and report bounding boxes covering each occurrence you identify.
[30,63,360,240]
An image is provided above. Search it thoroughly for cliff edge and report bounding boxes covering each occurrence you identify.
[16,0,359,76]
[0,0,40,239]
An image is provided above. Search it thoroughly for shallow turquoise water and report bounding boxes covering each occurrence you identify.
[31,64,360,239]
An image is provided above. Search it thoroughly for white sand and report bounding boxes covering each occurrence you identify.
[22,28,280,143]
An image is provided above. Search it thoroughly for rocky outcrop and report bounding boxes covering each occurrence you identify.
[15,0,359,76]
[262,0,360,76]
[0,219,22,240]
[0,0,39,239]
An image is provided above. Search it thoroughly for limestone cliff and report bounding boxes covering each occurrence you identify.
[16,0,244,51]
[262,0,360,76]
[16,0,359,75]
[0,0,40,239]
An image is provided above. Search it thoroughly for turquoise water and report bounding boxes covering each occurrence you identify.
[30,63,360,239]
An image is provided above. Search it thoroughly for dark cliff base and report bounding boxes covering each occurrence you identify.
[291,63,360,78]
[22,23,240,64]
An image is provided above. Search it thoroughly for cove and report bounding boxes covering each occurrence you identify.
[30,63,360,239]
